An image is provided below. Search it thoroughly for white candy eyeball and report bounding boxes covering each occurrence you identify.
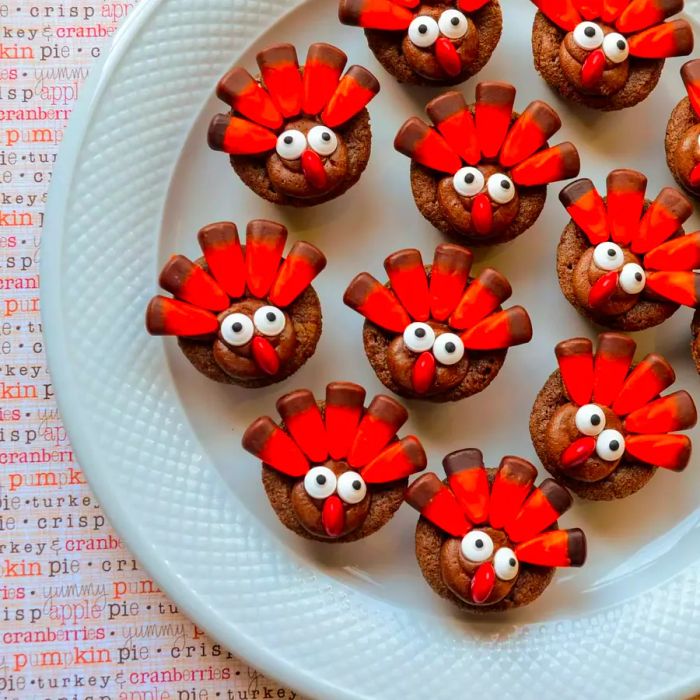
[408,15,440,48]
[461,530,494,562]
[493,547,519,581]
[337,471,367,504]
[304,466,337,499]
[433,333,465,366]
[575,404,606,436]
[596,429,625,462]
[307,125,338,156]
[404,322,436,353]
[253,305,286,336]
[593,242,625,271]
[603,32,629,64]
[276,129,306,160]
[487,174,516,204]
[220,313,254,346]
[619,263,646,294]
[438,9,468,39]
[573,21,605,50]
[453,167,485,197]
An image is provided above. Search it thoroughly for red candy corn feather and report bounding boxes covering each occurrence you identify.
[216,67,283,130]
[429,244,472,322]
[325,382,366,461]
[361,436,427,483]
[322,65,380,128]
[158,255,230,312]
[245,220,287,299]
[450,268,512,330]
[405,473,471,537]
[347,395,408,468]
[426,92,481,166]
[394,117,462,174]
[592,333,636,406]
[302,43,347,117]
[499,100,562,169]
[475,82,516,160]
[555,338,594,406]
[145,296,219,337]
[384,249,430,322]
[612,353,675,416]
[443,448,490,525]
[606,169,647,246]
[268,241,327,308]
[343,273,411,333]
[506,479,572,543]
[276,390,329,463]
[197,222,246,299]
[488,456,537,530]
[559,179,610,245]
[461,306,533,350]
[256,44,303,119]
[515,529,587,567]
[242,416,309,477]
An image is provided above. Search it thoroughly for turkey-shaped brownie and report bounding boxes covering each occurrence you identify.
[208,43,379,206]
[338,0,503,86]
[343,244,532,401]
[557,169,697,331]
[531,333,697,500]
[145,220,326,387]
[242,383,426,542]
[395,82,580,245]
[666,60,700,198]
[406,449,586,611]
[530,0,694,111]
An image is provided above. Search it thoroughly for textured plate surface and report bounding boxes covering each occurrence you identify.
[43,1,700,698]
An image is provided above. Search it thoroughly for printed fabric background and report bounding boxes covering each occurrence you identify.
[0,2,303,698]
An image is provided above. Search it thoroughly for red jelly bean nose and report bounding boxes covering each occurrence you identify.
[471,193,493,236]
[435,37,462,78]
[322,494,345,538]
[560,436,597,470]
[470,561,495,604]
[588,270,619,309]
[301,149,329,190]
[689,164,700,189]
[581,49,606,90]
[251,336,280,376]
[412,351,436,395]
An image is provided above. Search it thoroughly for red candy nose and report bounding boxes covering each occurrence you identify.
[689,164,700,189]
[581,49,606,90]
[588,270,619,309]
[322,494,345,538]
[301,149,328,190]
[251,336,280,376]
[412,351,436,395]
[560,436,597,469]
[471,193,493,236]
[470,562,495,604]
[435,37,462,78]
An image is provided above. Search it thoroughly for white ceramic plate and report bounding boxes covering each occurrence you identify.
[43,1,700,698]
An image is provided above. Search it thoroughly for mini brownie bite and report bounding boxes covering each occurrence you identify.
[529,0,693,111]
[338,0,502,87]
[406,449,586,612]
[343,244,533,402]
[666,60,700,198]
[242,383,426,542]
[394,82,580,245]
[531,333,697,501]
[557,169,698,331]
[207,43,379,207]
[145,220,326,388]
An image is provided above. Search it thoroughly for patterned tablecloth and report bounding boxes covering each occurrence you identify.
[0,2,303,698]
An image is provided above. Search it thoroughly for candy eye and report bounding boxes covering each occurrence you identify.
[619,263,646,294]
[276,129,306,160]
[404,322,436,353]
[596,429,625,461]
[408,15,440,48]
[304,466,337,499]
[573,21,604,50]
[493,547,519,581]
[307,125,338,156]
[575,404,606,436]
[337,471,367,504]
[438,9,468,39]
[253,305,286,336]
[487,174,516,204]
[593,242,625,271]
[220,313,254,347]
[603,33,629,63]
[461,530,494,562]
[453,167,485,197]
[433,333,465,366]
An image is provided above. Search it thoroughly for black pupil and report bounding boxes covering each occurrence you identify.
[352,480,362,490]
[584,26,596,37]
[284,135,293,144]
[501,179,511,190]
[232,322,243,333]
[316,475,326,485]
[445,342,456,353]
[465,173,475,184]
[635,272,643,281]
[266,311,276,322]
[609,440,620,452]
[418,23,427,33]
[475,539,483,549]
[415,327,426,338]
[451,16,459,25]
[617,39,626,49]
[591,414,601,426]
[607,248,617,257]
[322,132,331,141]
[509,558,516,567]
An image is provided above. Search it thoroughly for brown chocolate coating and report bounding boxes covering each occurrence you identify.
[231,109,372,207]
[530,369,656,501]
[365,0,502,87]
[532,11,664,111]
[666,96,700,197]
